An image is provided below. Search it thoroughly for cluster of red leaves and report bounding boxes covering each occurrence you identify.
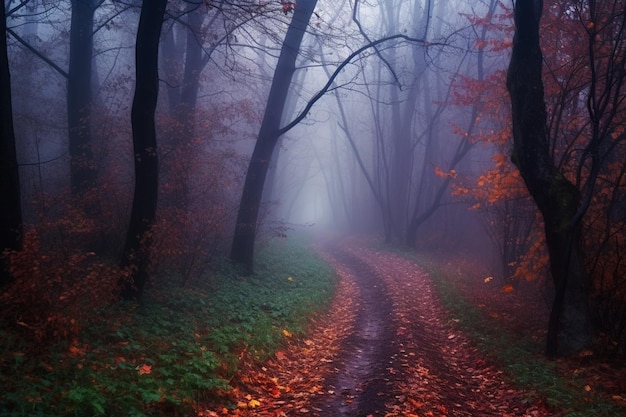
[196,247,359,416]
[153,108,247,284]
[280,1,295,15]
[0,229,122,345]
[451,3,626,343]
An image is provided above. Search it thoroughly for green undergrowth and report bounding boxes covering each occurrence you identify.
[387,245,624,417]
[0,238,335,416]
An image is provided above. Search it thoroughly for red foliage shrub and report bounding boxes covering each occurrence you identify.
[0,229,122,345]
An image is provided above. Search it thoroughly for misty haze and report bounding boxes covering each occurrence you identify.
[0,0,625,416]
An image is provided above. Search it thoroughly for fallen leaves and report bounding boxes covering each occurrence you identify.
[502,284,514,293]
[198,238,555,416]
[198,253,359,416]
[137,363,152,375]
[68,341,88,357]
[332,240,546,417]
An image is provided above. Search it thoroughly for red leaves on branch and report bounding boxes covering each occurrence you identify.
[281,1,295,15]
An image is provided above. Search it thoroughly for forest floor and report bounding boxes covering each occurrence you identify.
[204,237,626,417]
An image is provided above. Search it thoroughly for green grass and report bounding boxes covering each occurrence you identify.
[0,238,336,416]
[388,246,624,417]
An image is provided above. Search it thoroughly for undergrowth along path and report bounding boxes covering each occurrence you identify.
[210,239,548,416]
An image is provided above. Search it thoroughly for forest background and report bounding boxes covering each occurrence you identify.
[0,0,625,415]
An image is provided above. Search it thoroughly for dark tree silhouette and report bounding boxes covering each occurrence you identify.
[120,0,167,299]
[230,0,318,274]
[507,0,593,357]
[229,17,428,273]
[0,0,22,286]
[67,0,98,194]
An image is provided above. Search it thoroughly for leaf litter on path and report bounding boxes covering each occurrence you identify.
[200,239,549,416]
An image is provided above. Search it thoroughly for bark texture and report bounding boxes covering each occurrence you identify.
[506,0,593,357]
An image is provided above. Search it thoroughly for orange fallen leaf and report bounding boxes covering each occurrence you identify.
[408,397,424,408]
[502,284,514,293]
[270,387,281,398]
[138,364,152,375]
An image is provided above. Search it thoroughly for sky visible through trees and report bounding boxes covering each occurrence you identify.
[1,0,626,414]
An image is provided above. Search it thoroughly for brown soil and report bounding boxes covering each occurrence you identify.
[200,238,624,417]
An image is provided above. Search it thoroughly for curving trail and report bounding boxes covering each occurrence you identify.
[311,247,398,416]
[214,238,548,417]
[313,241,544,417]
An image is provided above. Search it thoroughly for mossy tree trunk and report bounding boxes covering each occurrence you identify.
[506,0,593,357]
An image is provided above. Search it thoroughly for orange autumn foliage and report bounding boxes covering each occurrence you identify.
[451,1,626,349]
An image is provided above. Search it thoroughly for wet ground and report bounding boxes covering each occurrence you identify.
[216,238,551,416]
[310,247,398,416]
[310,241,542,417]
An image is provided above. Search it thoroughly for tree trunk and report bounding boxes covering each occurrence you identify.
[230,0,318,274]
[177,1,203,127]
[120,0,167,299]
[506,0,593,357]
[0,1,23,286]
[68,0,96,194]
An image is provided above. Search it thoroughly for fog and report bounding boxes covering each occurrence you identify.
[0,0,575,282]
[5,0,511,266]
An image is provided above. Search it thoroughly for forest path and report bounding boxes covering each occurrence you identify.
[218,238,547,416]
[309,246,398,416]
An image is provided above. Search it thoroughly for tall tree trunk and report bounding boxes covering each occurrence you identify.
[68,0,96,194]
[506,0,593,357]
[230,0,318,274]
[0,1,22,286]
[120,0,167,299]
[177,0,203,128]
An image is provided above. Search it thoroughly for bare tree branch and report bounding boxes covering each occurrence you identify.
[6,28,68,78]
[279,33,428,135]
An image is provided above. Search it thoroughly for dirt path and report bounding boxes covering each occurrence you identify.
[212,239,547,416]
[310,246,399,416]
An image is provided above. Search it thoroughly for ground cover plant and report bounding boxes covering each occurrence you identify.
[0,239,336,416]
[405,249,626,417]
